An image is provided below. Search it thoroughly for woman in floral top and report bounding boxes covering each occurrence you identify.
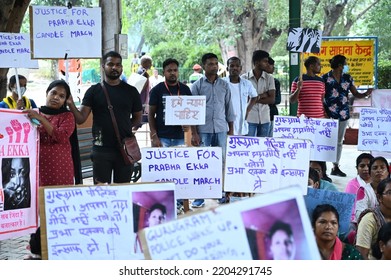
[322,54,372,178]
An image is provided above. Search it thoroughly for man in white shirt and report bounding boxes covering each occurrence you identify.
[223,56,257,136]
[241,50,275,137]
[149,69,164,89]
[222,56,258,203]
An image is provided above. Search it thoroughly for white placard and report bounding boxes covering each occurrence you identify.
[358,107,391,152]
[141,186,320,260]
[164,96,206,125]
[224,136,311,194]
[273,115,338,162]
[0,33,39,68]
[371,89,391,108]
[30,6,101,58]
[42,183,176,260]
[141,147,222,199]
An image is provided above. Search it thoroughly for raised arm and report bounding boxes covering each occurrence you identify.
[67,94,91,124]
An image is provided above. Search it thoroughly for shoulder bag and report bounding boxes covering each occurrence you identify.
[101,82,141,165]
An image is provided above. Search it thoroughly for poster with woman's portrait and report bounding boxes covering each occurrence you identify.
[0,110,39,240]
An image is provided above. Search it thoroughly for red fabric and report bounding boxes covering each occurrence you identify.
[291,77,325,118]
[329,237,343,260]
[38,112,75,186]
[356,186,365,201]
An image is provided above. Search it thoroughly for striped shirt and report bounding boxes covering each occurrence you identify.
[291,74,325,118]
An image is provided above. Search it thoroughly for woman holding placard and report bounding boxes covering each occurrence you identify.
[23,80,79,259]
[0,75,37,110]
[24,80,77,186]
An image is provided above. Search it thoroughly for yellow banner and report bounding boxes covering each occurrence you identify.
[302,40,375,86]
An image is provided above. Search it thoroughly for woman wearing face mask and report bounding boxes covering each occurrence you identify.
[0,75,37,110]
[322,55,372,179]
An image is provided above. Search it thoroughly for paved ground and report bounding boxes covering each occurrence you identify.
[0,142,363,260]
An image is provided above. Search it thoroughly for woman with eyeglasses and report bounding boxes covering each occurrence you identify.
[356,178,391,259]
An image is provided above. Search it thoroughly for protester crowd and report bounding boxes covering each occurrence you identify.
[2,49,390,261]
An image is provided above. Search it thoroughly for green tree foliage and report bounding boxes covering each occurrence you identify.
[150,42,221,68]
[378,60,391,89]
[124,0,380,70]
[353,0,391,60]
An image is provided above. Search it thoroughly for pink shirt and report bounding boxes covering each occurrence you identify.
[344,175,367,222]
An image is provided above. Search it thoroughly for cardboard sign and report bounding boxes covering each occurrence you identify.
[40,183,176,260]
[141,186,320,260]
[273,115,338,162]
[0,33,39,68]
[0,110,39,240]
[304,188,355,237]
[224,136,311,194]
[141,147,222,199]
[164,96,206,125]
[358,107,391,152]
[29,5,101,58]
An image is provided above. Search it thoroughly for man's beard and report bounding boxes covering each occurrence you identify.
[106,71,121,80]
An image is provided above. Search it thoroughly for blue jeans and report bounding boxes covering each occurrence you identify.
[194,132,227,206]
[199,132,227,160]
[267,121,275,137]
[248,122,270,137]
[159,138,185,147]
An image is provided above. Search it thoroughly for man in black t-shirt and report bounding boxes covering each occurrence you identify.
[148,58,191,147]
[68,51,142,184]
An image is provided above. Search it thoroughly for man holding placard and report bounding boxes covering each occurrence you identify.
[148,58,192,147]
[289,56,325,119]
[190,53,235,207]
[67,51,143,184]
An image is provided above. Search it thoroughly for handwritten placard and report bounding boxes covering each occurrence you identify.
[141,147,222,199]
[40,183,175,260]
[0,33,39,68]
[286,28,322,53]
[273,115,338,162]
[0,110,39,240]
[29,5,101,58]
[224,136,311,194]
[141,186,320,260]
[358,107,391,152]
[304,188,355,237]
[164,96,206,125]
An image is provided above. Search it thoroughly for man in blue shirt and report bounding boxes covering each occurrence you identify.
[190,53,235,207]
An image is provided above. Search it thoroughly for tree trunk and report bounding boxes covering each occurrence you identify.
[322,2,347,36]
[221,6,281,73]
[0,0,31,99]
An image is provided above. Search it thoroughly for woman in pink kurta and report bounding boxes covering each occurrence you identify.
[25,80,75,186]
